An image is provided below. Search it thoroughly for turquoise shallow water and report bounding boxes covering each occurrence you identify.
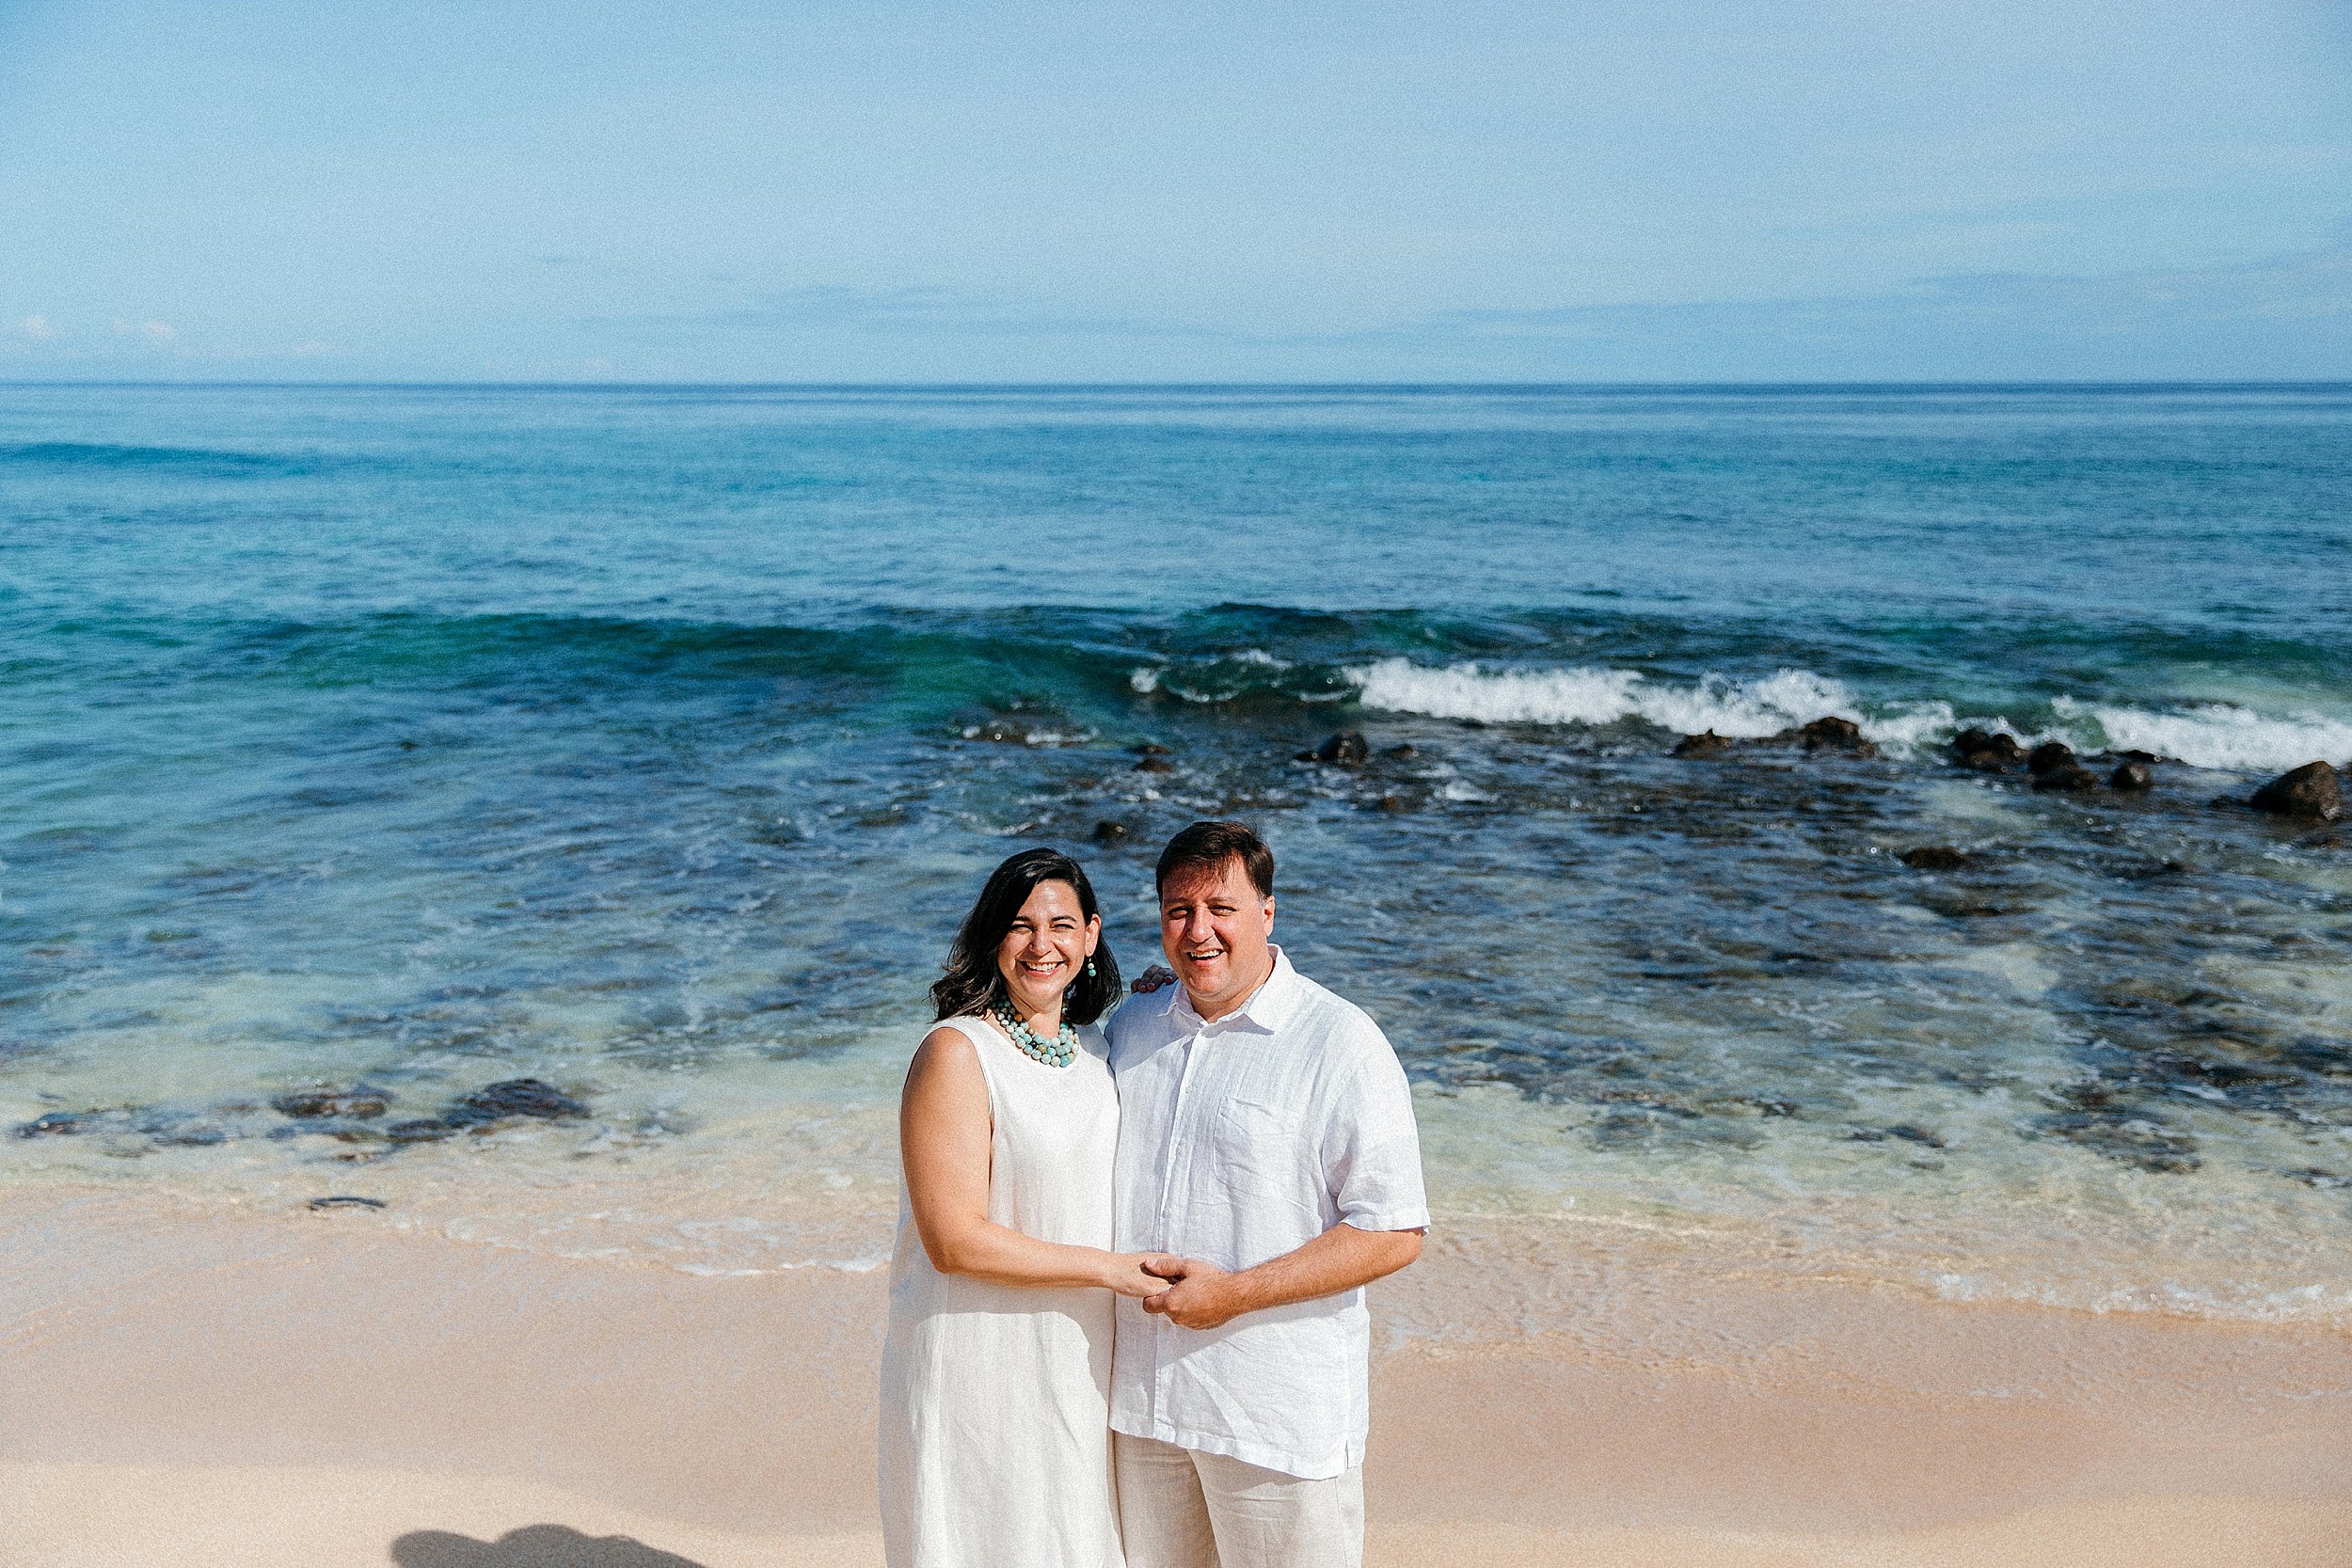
[4,384,2349,1318]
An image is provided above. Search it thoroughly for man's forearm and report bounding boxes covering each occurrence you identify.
[1232,1222,1422,1313]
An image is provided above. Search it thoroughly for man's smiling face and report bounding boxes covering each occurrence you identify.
[1158,854,1276,1022]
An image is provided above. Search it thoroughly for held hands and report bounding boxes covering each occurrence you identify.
[1138,1254,1244,1330]
[1103,1253,1176,1298]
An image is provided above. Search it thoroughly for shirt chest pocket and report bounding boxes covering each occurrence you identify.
[1210,1092,1314,1190]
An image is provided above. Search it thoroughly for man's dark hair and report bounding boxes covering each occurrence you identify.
[1154,820,1275,898]
[931,848,1122,1025]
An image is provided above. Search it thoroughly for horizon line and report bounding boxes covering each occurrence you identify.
[6,377,2351,393]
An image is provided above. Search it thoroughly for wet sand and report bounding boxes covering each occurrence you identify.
[4,1187,2348,1568]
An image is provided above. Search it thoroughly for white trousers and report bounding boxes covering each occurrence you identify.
[1114,1433,1365,1568]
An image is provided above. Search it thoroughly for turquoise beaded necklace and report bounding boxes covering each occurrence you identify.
[991,1003,1078,1068]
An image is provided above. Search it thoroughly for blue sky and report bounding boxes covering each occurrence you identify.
[3,0,2348,381]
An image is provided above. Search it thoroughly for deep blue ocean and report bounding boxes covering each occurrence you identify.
[5,384,2349,1319]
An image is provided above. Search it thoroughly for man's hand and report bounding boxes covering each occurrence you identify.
[1139,1255,1247,1330]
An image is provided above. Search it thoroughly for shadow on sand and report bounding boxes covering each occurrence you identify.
[390,1525,707,1567]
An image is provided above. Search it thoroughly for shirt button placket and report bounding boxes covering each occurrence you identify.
[1152,1027,1205,1426]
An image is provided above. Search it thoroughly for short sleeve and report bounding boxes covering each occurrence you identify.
[1319,1026,1430,1233]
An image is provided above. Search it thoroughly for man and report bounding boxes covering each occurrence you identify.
[1108,820,1428,1568]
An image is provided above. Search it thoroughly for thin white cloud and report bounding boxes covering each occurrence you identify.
[1334,247,2352,380]
[112,318,177,346]
[560,247,2352,381]
[17,313,59,340]
[606,285,1229,343]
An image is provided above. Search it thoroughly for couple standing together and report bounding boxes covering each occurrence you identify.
[879,820,1429,1568]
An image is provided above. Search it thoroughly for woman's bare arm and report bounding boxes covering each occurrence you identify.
[900,1025,1166,1295]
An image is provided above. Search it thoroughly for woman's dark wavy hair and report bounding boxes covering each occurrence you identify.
[930,848,1122,1025]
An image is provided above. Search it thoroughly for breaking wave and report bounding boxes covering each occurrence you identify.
[1348,658,2352,773]
[1346,658,1947,747]
[2052,698,2352,774]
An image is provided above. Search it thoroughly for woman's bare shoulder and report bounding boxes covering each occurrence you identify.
[910,1019,985,1072]
[918,1019,977,1046]
[903,1022,991,1118]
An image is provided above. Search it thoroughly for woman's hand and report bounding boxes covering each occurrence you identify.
[1130,965,1177,994]
[1101,1252,1180,1297]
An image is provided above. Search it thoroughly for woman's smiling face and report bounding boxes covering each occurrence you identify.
[996,879,1101,1019]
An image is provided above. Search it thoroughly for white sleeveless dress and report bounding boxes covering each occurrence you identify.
[878,1016,1127,1568]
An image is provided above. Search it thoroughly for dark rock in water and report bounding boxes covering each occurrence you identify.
[450,1078,589,1127]
[2033,762,2099,792]
[2110,761,2154,792]
[2026,740,2076,776]
[1132,756,1175,774]
[273,1088,389,1120]
[485,1080,589,1117]
[386,1118,453,1143]
[1130,741,1171,756]
[17,1111,92,1137]
[1384,743,1418,759]
[1673,729,1735,758]
[1899,846,1967,870]
[2249,760,2341,822]
[1308,731,1371,767]
[307,1195,387,1212]
[1373,794,1411,814]
[1778,717,1877,757]
[2281,1039,2352,1079]
[2116,749,2166,765]
[1886,1124,1947,1148]
[2041,1107,2201,1174]
[1799,716,1867,748]
[1090,820,1130,843]
[1951,728,2025,771]
[2040,1079,2201,1173]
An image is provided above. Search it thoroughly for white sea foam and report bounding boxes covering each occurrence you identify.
[2051,697,2352,774]
[1130,649,1295,703]
[1930,1269,2352,1325]
[1347,658,1959,750]
[1348,658,2352,775]
[1348,658,1840,735]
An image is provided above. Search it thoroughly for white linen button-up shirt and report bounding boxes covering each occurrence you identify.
[1106,946,1429,1481]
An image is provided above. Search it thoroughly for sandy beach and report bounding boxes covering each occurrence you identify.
[5,1185,2346,1568]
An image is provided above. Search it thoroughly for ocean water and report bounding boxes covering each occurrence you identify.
[4,383,2349,1323]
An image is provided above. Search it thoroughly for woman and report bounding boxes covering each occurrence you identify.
[878,847,1162,1568]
